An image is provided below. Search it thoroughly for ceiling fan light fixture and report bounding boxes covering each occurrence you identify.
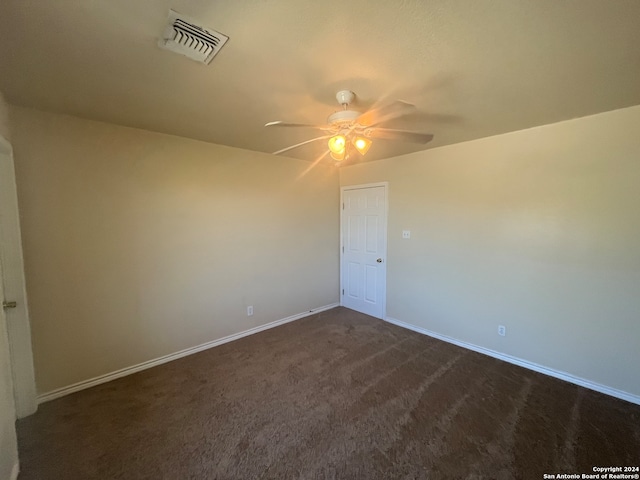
[328,135,346,155]
[265,90,434,162]
[330,150,345,161]
[352,136,372,156]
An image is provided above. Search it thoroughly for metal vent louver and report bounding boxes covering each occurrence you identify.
[158,10,229,64]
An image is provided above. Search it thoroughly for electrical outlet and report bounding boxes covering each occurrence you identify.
[498,325,506,337]
[402,230,411,239]
[247,306,253,316]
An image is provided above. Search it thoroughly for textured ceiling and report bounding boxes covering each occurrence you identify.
[1,1,639,163]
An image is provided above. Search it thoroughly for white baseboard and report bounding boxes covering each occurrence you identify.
[385,316,640,406]
[10,461,19,480]
[38,303,339,404]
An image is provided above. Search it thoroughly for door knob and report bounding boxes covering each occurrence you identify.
[376,258,383,263]
[2,301,17,309]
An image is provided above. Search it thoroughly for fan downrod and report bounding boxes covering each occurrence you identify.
[328,90,360,125]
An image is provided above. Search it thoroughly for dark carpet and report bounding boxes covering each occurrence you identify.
[17,307,640,479]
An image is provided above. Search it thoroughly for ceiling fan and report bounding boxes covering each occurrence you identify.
[265,90,434,163]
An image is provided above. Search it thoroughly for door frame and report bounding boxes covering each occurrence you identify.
[339,181,389,320]
[0,134,37,418]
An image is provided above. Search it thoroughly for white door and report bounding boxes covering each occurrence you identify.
[0,135,37,418]
[0,255,20,479]
[340,184,387,318]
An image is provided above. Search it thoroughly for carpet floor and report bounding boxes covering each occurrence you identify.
[17,307,640,479]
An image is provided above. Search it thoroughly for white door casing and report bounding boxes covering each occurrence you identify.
[340,183,388,319]
[0,135,37,418]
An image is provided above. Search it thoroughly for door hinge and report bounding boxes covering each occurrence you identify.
[342,245,344,253]
[342,289,344,295]
[342,202,344,210]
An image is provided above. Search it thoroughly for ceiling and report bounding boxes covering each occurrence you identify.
[1,1,639,163]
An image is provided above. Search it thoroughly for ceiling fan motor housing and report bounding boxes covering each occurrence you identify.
[327,109,360,126]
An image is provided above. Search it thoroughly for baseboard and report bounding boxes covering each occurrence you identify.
[38,303,339,404]
[11,461,19,480]
[384,316,640,406]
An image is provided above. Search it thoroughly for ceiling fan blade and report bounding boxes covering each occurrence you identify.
[265,121,330,131]
[357,100,417,127]
[367,128,434,144]
[296,150,331,180]
[272,134,333,155]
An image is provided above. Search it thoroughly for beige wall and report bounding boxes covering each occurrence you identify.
[9,101,640,401]
[10,106,339,394]
[341,105,640,398]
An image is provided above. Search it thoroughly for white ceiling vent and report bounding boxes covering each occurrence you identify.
[158,10,229,64]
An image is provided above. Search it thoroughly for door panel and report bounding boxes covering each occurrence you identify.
[365,265,377,303]
[341,185,387,318]
[347,262,360,297]
[366,216,378,252]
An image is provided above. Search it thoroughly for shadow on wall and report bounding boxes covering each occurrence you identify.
[0,91,9,140]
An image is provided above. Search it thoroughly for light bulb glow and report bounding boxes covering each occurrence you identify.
[328,135,346,154]
[352,136,372,155]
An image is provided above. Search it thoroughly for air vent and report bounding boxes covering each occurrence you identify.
[158,10,229,64]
